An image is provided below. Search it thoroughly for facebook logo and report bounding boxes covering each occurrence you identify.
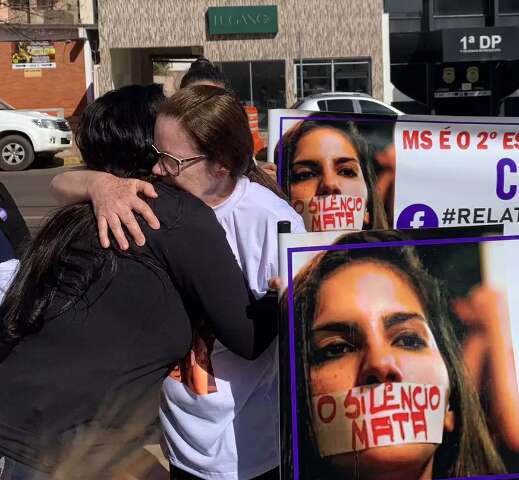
[396,204,439,229]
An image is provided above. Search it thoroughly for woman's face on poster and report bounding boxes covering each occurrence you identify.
[289,127,369,203]
[309,260,454,477]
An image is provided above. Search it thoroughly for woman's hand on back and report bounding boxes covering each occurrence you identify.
[88,174,160,250]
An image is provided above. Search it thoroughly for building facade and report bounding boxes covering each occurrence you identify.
[0,0,98,122]
[98,0,385,128]
[386,0,519,116]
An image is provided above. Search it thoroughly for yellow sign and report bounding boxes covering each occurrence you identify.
[12,41,56,69]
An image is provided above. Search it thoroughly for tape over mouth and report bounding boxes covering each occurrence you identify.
[292,194,366,232]
[312,382,447,456]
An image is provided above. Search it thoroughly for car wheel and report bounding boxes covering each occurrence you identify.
[0,135,35,171]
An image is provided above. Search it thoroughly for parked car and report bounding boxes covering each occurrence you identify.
[0,99,72,171]
[291,92,403,116]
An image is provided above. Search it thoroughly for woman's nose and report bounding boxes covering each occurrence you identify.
[316,171,342,196]
[357,345,403,386]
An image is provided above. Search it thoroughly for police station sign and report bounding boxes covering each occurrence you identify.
[442,27,519,62]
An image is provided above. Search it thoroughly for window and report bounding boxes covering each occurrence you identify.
[359,100,396,115]
[317,100,327,110]
[500,0,519,13]
[434,0,488,16]
[218,60,285,130]
[0,100,14,111]
[8,0,29,8]
[334,62,370,93]
[36,0,56,8]
[295,62,332,97]
[385,0,422,16]
[324,99,355,112]
[295,58,371,98]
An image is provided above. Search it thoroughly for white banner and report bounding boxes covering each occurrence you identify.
[394,117,519,230]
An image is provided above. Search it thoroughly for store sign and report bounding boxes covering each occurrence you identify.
[207,6,278,35]
[11,41,56,69]
[442,27,519,62]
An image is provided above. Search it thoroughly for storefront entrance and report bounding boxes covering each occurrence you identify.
[110,47,201,90]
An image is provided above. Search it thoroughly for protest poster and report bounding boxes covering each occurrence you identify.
[268,109,398,230]
[278,225,519,480]
[394,117,519,233]
[11,41,56,69]
[269,110,519,236]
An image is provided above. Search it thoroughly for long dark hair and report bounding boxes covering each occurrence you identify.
[277,118,387,229]
[282,230,505,480]
[159,84,286,199]
[0,84,165,356]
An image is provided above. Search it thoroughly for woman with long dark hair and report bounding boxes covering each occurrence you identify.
[0,84,278,479]
[276,118,387,231]
[282,230,505,480]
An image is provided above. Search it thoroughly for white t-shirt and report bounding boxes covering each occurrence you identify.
[160,176,305,480]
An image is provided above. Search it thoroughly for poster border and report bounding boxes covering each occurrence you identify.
[285,233,519,480]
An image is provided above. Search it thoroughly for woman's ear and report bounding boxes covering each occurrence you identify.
[444,403,455,433]
[212,162,231,177]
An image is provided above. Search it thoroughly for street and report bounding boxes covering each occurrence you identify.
[0,162,80,237]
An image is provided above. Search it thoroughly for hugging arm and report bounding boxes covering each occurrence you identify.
[144,200,277,360]
[50,170,160,249]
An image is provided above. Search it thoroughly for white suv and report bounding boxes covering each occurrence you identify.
[0,99,72,171]
[292,92,403,116]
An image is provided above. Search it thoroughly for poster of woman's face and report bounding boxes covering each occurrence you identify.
[279,228,519,480]
[268,110,397,231]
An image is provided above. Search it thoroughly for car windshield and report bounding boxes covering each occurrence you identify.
[0,100,14,110]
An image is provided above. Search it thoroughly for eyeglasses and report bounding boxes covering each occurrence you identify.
[151,144,207,177]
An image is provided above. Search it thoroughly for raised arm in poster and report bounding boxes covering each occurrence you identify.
[278,226,519,480]
[267,109,396,230]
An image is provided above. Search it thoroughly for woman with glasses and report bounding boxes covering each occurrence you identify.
[51,84,304,480]
[153,85,304,479]
[0,84,279,480]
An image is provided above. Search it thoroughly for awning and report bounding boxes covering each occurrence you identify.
[0,24,96,42]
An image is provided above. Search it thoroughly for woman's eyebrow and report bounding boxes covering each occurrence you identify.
[334,156,359,165]
[312,321,361,336]
[383,312,426,330]
[291,159,319,167]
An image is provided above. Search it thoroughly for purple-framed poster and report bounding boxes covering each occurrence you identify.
[278,226,519,480]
